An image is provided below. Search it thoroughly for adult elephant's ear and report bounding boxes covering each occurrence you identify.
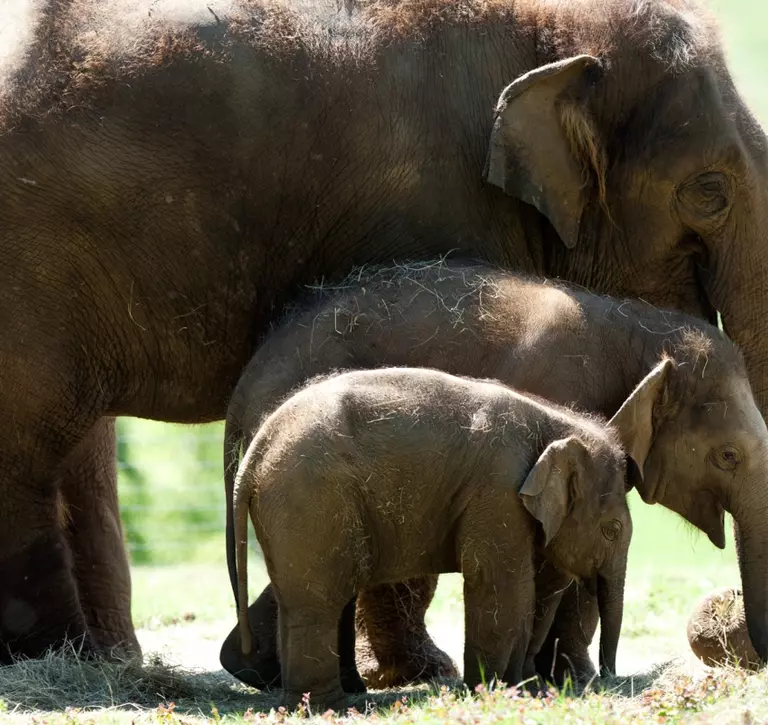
[609,358,675,503]
[484,55,604,249]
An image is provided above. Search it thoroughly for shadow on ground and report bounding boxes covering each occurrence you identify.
[602,660,680,698]
[0,647,691,718]
[0,647,450,717]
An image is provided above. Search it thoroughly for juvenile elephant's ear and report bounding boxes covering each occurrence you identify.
[520,436,586,546]
[484,55,603,249]
[609,358,675,502]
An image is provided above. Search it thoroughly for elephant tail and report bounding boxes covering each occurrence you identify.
[224,413,244,608]
[233,461,253,657]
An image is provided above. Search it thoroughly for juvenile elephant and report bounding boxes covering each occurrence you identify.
[231,367,632,709]
[5,0,768,676]
[220,262,768,687]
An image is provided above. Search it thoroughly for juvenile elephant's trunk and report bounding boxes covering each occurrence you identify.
[733,504,768,663]
[597,571,624,677]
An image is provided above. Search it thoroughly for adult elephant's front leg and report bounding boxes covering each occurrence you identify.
[533,581,598,687]
[355,576,458,688]
[59,417,140,658]
[0,434,92,660]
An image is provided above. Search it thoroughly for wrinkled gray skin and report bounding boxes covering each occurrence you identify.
[221,263,768,686]
[3,0,768,676]
[232,368,631,709]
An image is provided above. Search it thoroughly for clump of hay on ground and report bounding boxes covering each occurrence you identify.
[687,588,760,670]
[0,644,266,715]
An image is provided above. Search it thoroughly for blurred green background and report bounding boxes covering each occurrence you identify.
[118,2,762,639]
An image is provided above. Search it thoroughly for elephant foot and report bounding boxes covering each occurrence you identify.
[354,619,458,688]
[532,581,599,689]
[355,578,458,688]
[0,532,93,663]
[533,643,597,688]
[219,586,281,689]
[86,626,142,662]
[281,687,347,713]
[220,637,282,689]
[521,655,547,693]
[340,663,367,694]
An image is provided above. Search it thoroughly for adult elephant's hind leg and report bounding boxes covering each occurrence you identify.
[219,584,282,689]
[0,433,92,661]
[355,576,458,688]
[59,417,140,658]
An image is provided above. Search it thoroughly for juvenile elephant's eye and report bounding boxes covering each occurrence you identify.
[711,445,742,471]
[601,520,622,541]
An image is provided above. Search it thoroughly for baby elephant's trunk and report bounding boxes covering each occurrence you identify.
[597,570,625,677]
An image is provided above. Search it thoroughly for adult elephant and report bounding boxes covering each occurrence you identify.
[2,0,767,683]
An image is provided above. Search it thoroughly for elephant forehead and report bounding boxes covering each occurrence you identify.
[694,377,768,442]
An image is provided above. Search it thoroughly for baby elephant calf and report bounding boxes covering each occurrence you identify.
[232,367,632,709]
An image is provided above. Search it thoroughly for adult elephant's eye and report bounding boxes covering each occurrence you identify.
[710,445,741,471]
[601,519,622,541]
[677,171,730,219]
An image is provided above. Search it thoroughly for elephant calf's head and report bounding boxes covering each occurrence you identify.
[519,428,631,676]
[609,329,768,549]
[609,327,768,663]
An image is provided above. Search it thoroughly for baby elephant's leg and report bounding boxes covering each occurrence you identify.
[278,595,349,711]
[534,581,598,686]
[523,563,570,687]
[463,566,534,689]
[356,576,458,687]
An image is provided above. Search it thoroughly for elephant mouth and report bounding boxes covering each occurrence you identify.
[644,458,667,506]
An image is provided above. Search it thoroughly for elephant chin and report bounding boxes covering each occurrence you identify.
[674,491,726,550]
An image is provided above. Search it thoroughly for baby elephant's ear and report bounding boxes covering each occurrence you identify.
[608,358,674,502]
[520,437,586,546]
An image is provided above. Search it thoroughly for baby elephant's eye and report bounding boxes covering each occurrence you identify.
[710,445,742,471]
[601,520,622,541]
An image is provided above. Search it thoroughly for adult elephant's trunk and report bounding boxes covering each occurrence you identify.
[597,570,624,677]
[732,503,768,663]
[707,184,768,662]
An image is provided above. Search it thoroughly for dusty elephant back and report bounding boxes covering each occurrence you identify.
[234,259,707,437]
